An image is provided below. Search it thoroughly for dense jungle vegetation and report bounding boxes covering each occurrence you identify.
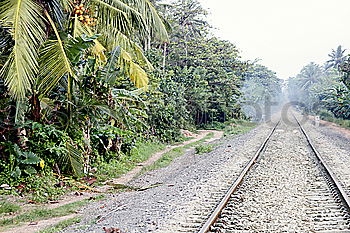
[1,0,347,200]
[288,45,350,125]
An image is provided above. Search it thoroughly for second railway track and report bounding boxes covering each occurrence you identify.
[198,113,350,232]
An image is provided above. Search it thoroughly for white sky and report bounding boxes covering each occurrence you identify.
[198,0,350,79]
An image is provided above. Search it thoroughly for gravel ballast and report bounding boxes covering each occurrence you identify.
[211,115,350,232]
[62,112,350,233]
[302,116,350,197]
[63,123,274,233]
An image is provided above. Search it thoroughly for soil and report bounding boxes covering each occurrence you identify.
[308,115,350,139]
[0,130,222,233]
[3,117,348,233]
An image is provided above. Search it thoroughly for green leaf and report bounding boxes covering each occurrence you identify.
[23,165,37,175]
[10,166,21,179]
[0,0,46,99]
[62,142,83,176]
[21,152,41,164]
[66,34,99,65]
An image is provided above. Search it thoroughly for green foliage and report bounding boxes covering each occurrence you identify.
[20,122,83,175]
[288,47,350,120]
[322,86,350,119]
[94,142,165,182]
[0,0,279,204]
[0,174,69,203]
[38,217,82,233]
[0,201,20,215]
[0,199,88,227]
[146,75,189,142]
[0,143,42,179]
[199,121,226,130]
[321,116,350,128]
[223,120,257,136]
[195,144,213,154]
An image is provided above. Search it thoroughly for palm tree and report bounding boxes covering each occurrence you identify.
[296,62,323,91]
[0,0,168,100]
[0,0,169,174]
[325,45,347,70]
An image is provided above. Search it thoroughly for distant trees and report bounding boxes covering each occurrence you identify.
[242,64,282,120]
[154,0,251,125]
[296,63,323,90]
[288,46,350,119]
[326,45,347,70]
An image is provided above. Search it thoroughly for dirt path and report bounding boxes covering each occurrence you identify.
[1,214,78,233]
[308,116,350,139]
[1,130,223,233]
[96,130,223,191]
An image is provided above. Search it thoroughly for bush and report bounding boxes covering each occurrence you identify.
[195,144,213,154]
[318,109,334,119]
[0,174,70,203]
[0,201,20,214]
[18,122,83,175]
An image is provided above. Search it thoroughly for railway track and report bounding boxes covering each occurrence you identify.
[195,114,350,232]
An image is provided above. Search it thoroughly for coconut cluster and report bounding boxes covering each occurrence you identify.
[73,2,97,26]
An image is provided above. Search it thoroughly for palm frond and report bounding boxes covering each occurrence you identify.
[57,0,71,10]
[125,0,169,42]
[15,99,28,123]
[64,141,83,175]
[101,31,153,69]
[38,40,72,95]
[0,0,46,99]
[37,11,73,96]
[91,0,147,37]
[129,60,148,88]
[73,20,107,62]
[104,46,121,84]
[119,49,149,88]
[44,0,65,30]
[102,46,150,88]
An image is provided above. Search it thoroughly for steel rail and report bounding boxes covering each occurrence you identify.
[198,120,281,233]
[293,114,350,212]
[199,114,350,233]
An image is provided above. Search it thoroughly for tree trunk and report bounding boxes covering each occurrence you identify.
[162,42,167,72]
[29,93,41,122]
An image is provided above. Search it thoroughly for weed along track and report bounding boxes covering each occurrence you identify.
[197,114,350,232]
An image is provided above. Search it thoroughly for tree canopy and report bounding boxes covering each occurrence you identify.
[0,0,283,181]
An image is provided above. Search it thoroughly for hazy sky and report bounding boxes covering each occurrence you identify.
[198,0,350,79]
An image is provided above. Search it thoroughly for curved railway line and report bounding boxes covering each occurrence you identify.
[193,113,350,232]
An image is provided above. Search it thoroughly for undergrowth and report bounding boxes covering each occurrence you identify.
[313,110,350,128]
[0,199,88,228]
[94,142,166,182]
[223,120,257,136]
[322,117,350,128]
[0,174,76,203]
[140,132,215,174]
[199,120,256,136]
[38,217,82,233]
[0,201,20,215]
[195,144,214,154]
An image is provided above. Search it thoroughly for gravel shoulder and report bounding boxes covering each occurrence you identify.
[62,122,273,233]
[302,116,350,197]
